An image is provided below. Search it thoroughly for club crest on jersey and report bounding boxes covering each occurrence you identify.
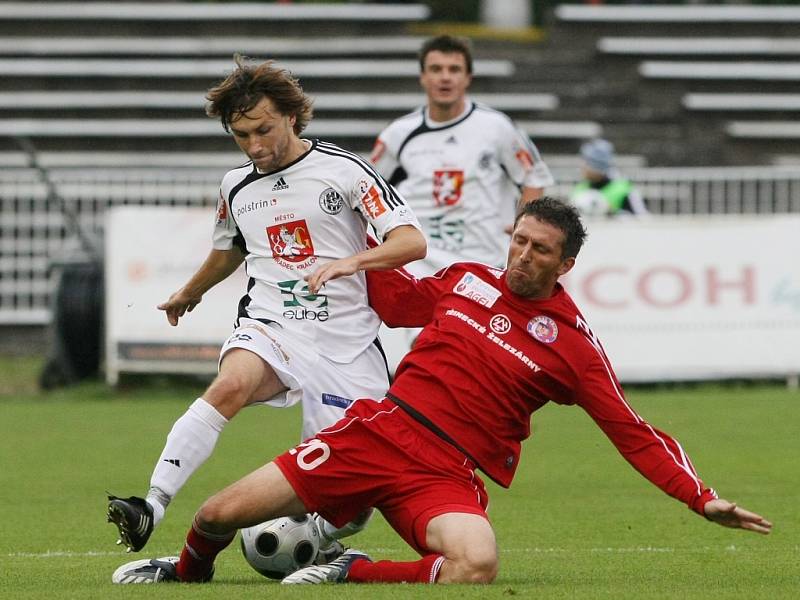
[319,187,344,215]
[433,169,464,206]
[215,192,227,224]
[267,219,315,264]
[360,185,387,219]
[489,314,512,335]
[527,315,558,344]
[453,272,501,307]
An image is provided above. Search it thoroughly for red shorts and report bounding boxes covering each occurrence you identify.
[275,397,489,555]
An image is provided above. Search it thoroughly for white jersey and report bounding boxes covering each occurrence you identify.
[213,139,420,363]
[371,100,554,275]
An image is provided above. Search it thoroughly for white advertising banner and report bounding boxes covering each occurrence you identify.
[561,216,800,381]
[105,206,247,384]
[106,207,800,383]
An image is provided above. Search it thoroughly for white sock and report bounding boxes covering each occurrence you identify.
[144,497,166,527]
[316,508,374,548]
[146,398,228,527]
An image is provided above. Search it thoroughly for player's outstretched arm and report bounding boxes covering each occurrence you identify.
[305,225,425,294]
[157,248,245,326]
[704,498,772,534]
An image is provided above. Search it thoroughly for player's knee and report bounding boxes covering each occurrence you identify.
[204,374,250,415]
[443,548,498,583]
[462,549,498,583]
[195,495,236,533]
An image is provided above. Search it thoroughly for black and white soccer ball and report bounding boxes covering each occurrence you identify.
[239,515,321,580]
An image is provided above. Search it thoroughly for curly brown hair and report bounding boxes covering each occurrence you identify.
[206,55,314,135]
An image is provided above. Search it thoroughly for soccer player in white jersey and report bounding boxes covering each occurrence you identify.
[106,56,426,556]
[371,35,555,277]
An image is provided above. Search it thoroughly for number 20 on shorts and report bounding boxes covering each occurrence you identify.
[289,438,331,471]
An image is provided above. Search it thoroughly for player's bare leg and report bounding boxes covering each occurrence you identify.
[113,461,305,583]
[108,349,286,552]
[423,512,497,583]
[283,512,496,584]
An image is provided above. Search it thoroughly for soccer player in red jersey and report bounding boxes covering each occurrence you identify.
[113,197,771,586]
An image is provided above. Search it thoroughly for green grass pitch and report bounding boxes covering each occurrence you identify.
[0,356,797,599]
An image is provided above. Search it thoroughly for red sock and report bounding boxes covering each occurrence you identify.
[175,520,235,582]
[348,554,445,583]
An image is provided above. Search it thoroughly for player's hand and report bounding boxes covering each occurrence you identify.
[304,257,359,294]
[703,498,772,534]
[157,289,203,326]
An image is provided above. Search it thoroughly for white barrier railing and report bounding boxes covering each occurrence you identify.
[2,165,800,324]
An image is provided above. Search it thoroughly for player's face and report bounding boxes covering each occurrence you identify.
[229,96,297,172]
[420,50,472,112]
[505,216,575,299]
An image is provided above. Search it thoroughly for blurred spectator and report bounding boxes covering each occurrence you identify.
[570,138,648,218]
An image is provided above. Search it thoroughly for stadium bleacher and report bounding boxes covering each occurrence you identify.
[598,37,800,57]
[0,2,432,21]
[555,4,800,24]
[0,57,516,78]
[682,93,800,112]
[3,1,800,328]
[639,61,800,81]
[550,2,800,165]
[0,36,429,56]
[0,91,559,112]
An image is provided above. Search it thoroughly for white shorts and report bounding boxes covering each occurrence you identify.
[219,318,389,440]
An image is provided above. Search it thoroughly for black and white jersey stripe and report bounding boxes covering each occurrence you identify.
[315,140,405,210]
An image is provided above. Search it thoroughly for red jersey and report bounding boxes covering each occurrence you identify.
[367,262,717,515]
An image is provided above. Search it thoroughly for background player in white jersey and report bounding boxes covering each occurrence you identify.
[371,35,554,277]
[107,56,426,555]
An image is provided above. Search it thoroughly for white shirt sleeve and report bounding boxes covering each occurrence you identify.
[349,169,420,241]
[211,186,238,250]
[497,121,555,189]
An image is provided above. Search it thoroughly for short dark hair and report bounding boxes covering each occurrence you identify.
[205,55,313,135]
[514,197,587,259]
[419,35,473,74]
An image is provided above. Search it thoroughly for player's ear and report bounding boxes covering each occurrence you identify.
[557,257,575,277]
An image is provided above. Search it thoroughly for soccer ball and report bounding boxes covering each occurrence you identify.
[239,515,321,579]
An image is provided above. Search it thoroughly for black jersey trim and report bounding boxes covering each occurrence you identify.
[315,140,405,210]
[315,140,404,210]
[228,166,267,206]
[235,276,257,324]
[388,166,407,188]
[385,391,482,470]
[372,336,391,382]
[225,168,268,255]
[499,162,523,190]
[396,103,478,161]
[227,139,317,207]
